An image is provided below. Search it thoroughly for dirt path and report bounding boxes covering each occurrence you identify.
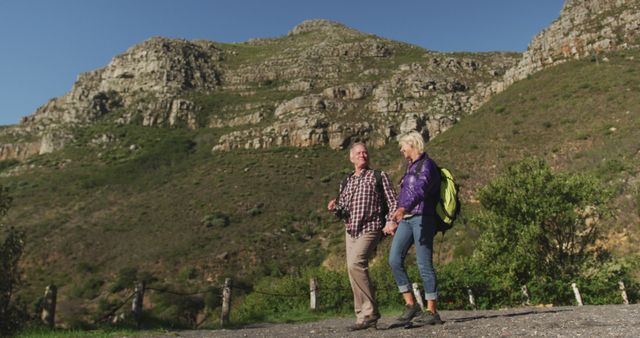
[140,304,639,337]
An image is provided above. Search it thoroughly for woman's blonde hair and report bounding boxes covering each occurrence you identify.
[398,131,425,153]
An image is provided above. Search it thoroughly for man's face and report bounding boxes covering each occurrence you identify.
[350,144,369,169]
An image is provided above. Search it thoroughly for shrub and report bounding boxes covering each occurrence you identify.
[477,158,610,280]
[178,267,198,281]
[109,267,138,293]
[201,212,230,228]
[1,187,27,336]
[152,291,205,328]
[70,277,104,299]
[247,207,262,217]
[576,131,590,140]
[0,159,19,172]
[434,159,637,308]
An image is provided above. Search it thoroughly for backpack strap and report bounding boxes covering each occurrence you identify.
[337,173,353,204]
[412,158,426,178]
[410,157,440,197]
[373,169,383,195]
[374,169,389,224]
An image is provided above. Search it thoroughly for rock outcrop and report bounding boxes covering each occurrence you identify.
[22,37,223,130]
[501,0,640,88]
[0,142,40,161]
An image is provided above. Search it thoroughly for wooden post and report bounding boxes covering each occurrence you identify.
[309,278,318,310]
[412,283,425,311]
[41,284,57,329]
[571,283,583,306]
[467,288,476,308]
[221,278,231,326]
[619,281,629,305]
[131,281,145,325]
[521,285,531,306]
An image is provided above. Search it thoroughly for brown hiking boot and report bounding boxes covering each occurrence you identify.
[347,315,378,331]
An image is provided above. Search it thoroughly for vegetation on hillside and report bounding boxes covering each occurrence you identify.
[0,49,639,329]
[1,186,28,336]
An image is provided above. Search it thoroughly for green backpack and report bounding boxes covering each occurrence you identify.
[434,167,460,233]
[412,159,461,234]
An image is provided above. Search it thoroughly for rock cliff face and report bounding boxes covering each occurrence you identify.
[23,38,222,128]
[4,20,517,155]
[501,0,640,88]
[2,0,639,159]
[0,142,40,161]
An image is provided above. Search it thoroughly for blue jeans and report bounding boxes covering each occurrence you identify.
[388,215,437,300]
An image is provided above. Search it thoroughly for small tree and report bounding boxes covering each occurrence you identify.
[476,158,609,279]
[1,185,26,336]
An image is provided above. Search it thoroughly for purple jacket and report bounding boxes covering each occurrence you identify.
[397,152,440,216]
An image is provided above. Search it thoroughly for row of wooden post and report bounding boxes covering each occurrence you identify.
[37,278,632,328]
[465,281,631,308]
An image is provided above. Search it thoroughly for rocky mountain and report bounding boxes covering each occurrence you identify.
[0,20,519,160]
[2,1,640,163]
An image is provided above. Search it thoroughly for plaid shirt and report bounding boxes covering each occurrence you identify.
[337,169,397,238]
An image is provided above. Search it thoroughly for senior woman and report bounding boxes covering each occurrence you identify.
[382,130,443,326]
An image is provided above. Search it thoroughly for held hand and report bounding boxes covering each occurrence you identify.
[392,208,406,223]
[327,199,336,211]
[382,221,398,236]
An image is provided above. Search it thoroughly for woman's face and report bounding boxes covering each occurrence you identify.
[399,142,415,160]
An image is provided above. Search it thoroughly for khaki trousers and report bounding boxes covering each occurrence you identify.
[345,230,381,323]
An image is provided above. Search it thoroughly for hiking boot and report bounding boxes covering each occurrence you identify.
[347,316,378,331]
[396,303,420,322]
[413,310,444,325]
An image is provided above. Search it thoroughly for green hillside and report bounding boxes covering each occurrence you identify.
[427,49,640,255]
[1,49,639,324]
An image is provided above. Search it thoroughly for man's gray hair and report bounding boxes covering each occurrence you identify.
[349,142,368,155]
[398,131,425,153]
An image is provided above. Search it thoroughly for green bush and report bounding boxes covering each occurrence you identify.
[70,277,104,299]
[1,187,27,336]
[477,157,610,280]
[0,159,19,172]
[247,207,262,217]
[109,267,138,293]
[235,270,312,323]
[178,267,198,281]
[151,290,205,328]
[201,212,230,228]
[495,105,507,114]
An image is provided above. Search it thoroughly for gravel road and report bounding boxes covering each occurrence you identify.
[140,304,639,337]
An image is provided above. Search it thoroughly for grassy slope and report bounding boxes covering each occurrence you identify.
[426,49,640,255]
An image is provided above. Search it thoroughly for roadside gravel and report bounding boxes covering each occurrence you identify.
[139,304,640,337]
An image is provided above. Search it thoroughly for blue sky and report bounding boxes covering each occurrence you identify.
[0,0,564,126]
